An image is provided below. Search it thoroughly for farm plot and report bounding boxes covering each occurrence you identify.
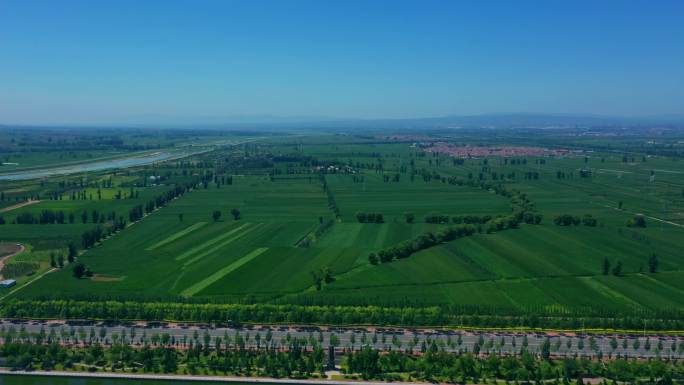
[168,177,330,223]
[196,246,361,297]
[8,136,684,322]
[318,216,684,312]
[13,176,329,299]
[325,173,510,221]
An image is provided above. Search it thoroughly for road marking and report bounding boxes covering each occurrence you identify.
[596,202,684,229]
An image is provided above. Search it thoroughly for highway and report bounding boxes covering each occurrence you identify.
[1,319,681,359]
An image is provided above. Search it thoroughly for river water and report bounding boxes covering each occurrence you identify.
[0,148,208,181]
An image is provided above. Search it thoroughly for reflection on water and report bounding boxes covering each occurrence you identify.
[0,149,207,181]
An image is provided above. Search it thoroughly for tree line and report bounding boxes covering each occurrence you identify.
[369,208,543,265]
[554,214,598,227]
[1,339,682,384]
[602,253,659,276]
[4,299,684,331]
[297,218,335,248]
[87,185,189,249]
[3,207,133,226]
[129,185,189,222]
[424,214,494,224]
[320,174,340,218]
[0,340,325,378]
[355,212,384,223]
[369,224,477,264]
[344,346,681,384]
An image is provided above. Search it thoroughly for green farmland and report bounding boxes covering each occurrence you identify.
[2,129,684,329]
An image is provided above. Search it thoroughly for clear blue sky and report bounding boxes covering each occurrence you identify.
[1,0,682,124]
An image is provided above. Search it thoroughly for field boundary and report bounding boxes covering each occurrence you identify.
[0,200,40,213]
[146,221,207,250]
[181,247,269,297]
[182,224,262,267]
[176,223,252,261]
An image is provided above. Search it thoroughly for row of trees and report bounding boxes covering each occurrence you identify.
[8,208,120,225]
[370,209,534,265]
[212,208,241,222]
[67,187,139,201]
[422,213,530,225]
[297,218,335,248]
[4,299,684,331]
[344,346,680,384]
[355,212,384,223]
[14,209,66,224]
[554,214,598,227]
[80,218,125,249]
[1,339,682,384]
[369,224,477,264]
[130,185,190,222]
[367,182,543,263]
[602,254,659,276]
[0,341,326,378]
[320,175,340,218]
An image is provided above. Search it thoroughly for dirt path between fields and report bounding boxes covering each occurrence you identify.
[600,203,684,229]
[0,243,25,279]
[0,199,40,213]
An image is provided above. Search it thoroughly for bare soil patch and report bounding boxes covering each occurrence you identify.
[0,242,22,258]
[91,274,124,282]
[0,242,26,279]
[0,200,40,213]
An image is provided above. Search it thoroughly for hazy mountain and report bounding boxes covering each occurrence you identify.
[3,113,683,131]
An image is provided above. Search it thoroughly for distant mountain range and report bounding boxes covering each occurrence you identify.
[3,113,684,130]
[127,113,684,129]
[367,113,684,129]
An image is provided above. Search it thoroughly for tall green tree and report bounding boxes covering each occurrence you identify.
[648,253,658,273]
[212,210,222,222]
[73,263,86,279]
[612,261,622,276]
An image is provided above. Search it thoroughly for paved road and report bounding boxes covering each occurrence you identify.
[1,369,427,385]
[1,320,681,359]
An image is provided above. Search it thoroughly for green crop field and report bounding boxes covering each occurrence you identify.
[2,128,684,328]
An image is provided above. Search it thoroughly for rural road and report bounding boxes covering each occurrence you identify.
[599,202,684,229]
[0,200,40,213]
[0,244,25,280]
[1,319,680,360]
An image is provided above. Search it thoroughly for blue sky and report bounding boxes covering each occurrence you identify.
[0,0,682,124]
